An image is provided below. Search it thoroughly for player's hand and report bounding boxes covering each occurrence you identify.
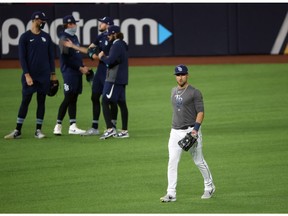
[50,73,57,81]
[25,73,33,86]
[79,66,90,74]
[63,39,73,48]
[98,51,105,59]
[191,129,198,137]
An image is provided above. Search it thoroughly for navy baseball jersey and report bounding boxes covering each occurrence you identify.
[18,30,55,82]
[92,31,113,93]
[59,32,84,75]
[58,32,84,94]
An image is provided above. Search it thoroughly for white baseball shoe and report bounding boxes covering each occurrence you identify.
[201,185,216,199]
[35,129,45,139]
[160,194,176,202]
[68,123,86,135]
[4,129,21,139]
[81,128,100,136]
[53,124,62,135]
[99,128,117,140]
[114,130,129,138]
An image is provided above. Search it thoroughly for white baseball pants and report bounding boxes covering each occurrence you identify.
[166,127,214,197]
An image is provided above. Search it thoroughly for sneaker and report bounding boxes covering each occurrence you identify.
[68,123,86,135]
[53,124,62,135]
[4,129,21,139]
[100,128,116,140]
[201,185,216,199]
[81,128,100,136]
[114,131,129,138]
[160,194,176,202]
[35,129,45,139]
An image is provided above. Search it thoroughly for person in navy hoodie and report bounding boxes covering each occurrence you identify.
[98,25,129,139]
[53,15,89,136]
[4,11,57,139]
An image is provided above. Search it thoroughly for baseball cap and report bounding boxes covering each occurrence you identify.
[98,16,114,25]
[108,25,120,35]
[174,64,188,75]
[63,15,79,24]
[31,11,48,20]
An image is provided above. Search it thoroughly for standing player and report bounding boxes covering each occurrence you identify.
[160,64,215,202]
[4,11,56,139]
[53,15,89,135]
[98,25,129,139]
[64,17,118,136]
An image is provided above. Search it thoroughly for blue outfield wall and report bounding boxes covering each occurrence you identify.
[1,3,288,59]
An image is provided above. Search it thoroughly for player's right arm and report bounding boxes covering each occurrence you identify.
[63,38,88,54]
[18,33,33,86]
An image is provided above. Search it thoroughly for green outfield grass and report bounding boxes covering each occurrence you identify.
[0,63,288,213]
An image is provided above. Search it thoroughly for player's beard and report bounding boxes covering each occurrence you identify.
[108,34,116,42]
[178,80,187,88]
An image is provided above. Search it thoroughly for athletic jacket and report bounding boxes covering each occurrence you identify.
[100,39,128,85]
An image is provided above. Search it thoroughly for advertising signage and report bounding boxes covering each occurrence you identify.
[1,3,288,59]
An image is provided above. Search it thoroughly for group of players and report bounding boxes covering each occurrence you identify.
[4,12,129,140]
[4,11,216,202]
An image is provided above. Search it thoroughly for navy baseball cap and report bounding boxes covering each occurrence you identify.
[31,11,48,20]
[108,25,120,35]
[98,16,114,25]
[63,15,79,24]
[174,64,188,75]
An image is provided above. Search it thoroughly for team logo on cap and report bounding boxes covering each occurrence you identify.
[177,66,183,72]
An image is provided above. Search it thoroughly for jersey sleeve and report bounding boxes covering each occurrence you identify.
[194,89,204,113]
[18,33,29,74]
[100,43,121,67]
[59,35,69,55]
[47,34,55,73]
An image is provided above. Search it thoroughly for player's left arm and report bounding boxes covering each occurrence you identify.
[192,112,204,137]
[48,34,57,80]
[99,44,120,66]
[192,89,204,136]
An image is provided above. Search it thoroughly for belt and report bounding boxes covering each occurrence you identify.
[178,125,194,130]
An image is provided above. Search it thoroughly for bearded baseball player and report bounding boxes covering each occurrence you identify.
[160,64,215,202]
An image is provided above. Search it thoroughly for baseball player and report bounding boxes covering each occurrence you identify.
[4,11,56,139]
[53,15,89,135]
[98,25,129,139]
[64,17,118,136]
[160,64,215,202]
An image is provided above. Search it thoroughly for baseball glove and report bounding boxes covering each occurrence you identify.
[47,80,59,97]
[86,69,94,83]
[87,46,100,60]
[178,133,198,151]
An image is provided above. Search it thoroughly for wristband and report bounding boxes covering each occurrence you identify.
[51,72,56,75]
[194,122,201,131]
